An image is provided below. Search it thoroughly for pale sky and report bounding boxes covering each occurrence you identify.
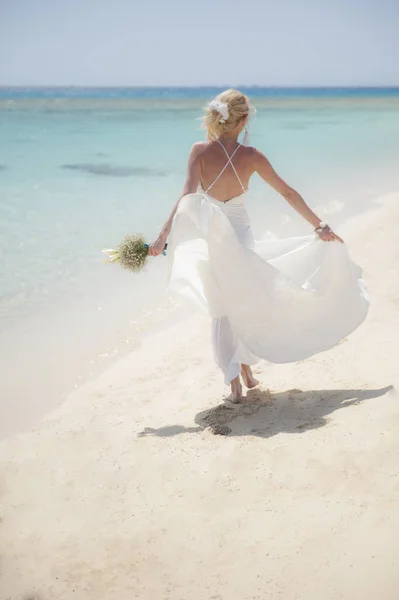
[0,0,398,86]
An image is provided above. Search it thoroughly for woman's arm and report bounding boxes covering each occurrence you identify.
[148,143,203,256]
[254,150,343,243]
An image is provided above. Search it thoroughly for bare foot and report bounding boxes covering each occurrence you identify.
[227,376,243,403]
[241,365,259,389]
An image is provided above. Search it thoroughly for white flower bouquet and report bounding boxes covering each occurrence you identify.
[102,234,167,273]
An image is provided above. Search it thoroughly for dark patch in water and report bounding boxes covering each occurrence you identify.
[0,164,6,171]
[61,162,165,177]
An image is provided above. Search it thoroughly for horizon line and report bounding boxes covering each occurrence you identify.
[1,84,399,89]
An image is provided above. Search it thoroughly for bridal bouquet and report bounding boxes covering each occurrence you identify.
[102,234,167,273]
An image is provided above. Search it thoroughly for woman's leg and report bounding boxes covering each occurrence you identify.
[230,375,243,401]
[212,316,242,401]
[241,364,259,389]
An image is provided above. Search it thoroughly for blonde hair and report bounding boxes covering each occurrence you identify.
[203,89,252,141]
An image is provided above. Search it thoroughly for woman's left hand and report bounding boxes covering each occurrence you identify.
[318,227,344,243]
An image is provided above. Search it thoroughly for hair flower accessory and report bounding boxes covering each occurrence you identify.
[208,100,229,124]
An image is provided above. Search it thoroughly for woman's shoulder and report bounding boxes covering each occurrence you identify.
[239,145,263,166]
[191,141,210,153]
[240,144,262,154]
[244,146,268,163]
[187,141,208,160]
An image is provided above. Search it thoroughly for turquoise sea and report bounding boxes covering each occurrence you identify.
[1,87,399,434]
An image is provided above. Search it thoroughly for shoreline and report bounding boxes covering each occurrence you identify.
[0,189,397,440]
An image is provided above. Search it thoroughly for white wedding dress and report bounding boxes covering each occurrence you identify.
[168,142,369,384]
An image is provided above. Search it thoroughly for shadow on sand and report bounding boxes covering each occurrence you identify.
[138,386,394,438]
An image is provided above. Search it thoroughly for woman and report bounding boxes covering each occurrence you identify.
[149,89,368,401]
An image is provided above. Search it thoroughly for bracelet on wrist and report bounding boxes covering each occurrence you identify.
[315,221,330,234]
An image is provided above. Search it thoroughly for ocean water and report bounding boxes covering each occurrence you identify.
[1,87,399,434]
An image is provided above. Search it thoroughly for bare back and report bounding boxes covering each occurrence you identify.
[196,140,256,202]
[149,95,342,258]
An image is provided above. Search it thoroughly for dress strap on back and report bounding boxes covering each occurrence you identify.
[205,141,246,194]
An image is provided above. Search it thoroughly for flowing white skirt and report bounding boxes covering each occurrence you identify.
[167,193,369,384]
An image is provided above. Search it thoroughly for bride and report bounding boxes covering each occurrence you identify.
[148,89,368,401]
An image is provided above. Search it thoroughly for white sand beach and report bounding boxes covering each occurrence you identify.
[1,194,399,600]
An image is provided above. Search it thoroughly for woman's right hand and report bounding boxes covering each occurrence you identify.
[147,237,167,257]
